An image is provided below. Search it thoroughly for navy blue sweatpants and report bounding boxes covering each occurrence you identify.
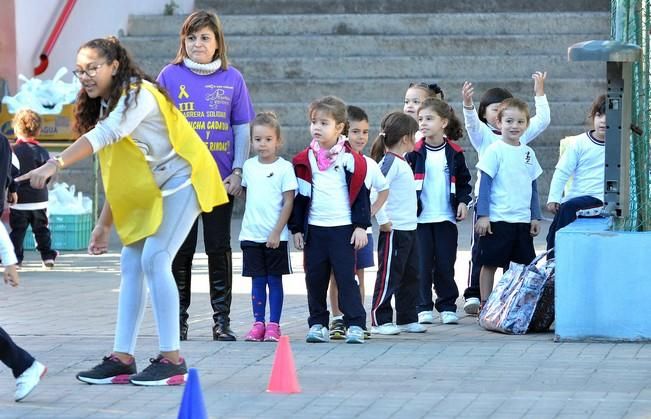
[304,225,366,328]
[0,326,34,378]
[546,195,603,258]
[417,221,459,313]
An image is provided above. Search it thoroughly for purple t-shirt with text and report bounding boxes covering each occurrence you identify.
[157,63,255,177]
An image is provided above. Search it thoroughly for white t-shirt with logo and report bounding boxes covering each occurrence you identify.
[418,143,455,224]
[364,155,389,232]
[239,156,298,242]
[476,140,543,223]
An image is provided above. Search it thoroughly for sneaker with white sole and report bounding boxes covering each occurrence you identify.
[440,311,459,324]
[370,323,401,335]
[306,324,329,343]
[463,298,481,315]
[76,355,137,385]
[15,361,47,402]
[345,325,365,344]
[418,310,435,324]
[129,355,187,386]
[399,322,427,333]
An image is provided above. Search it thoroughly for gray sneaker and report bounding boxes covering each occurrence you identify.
[345,325,365,344]
[306,324,329,343]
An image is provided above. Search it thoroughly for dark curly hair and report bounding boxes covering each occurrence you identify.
[74,36,170,135]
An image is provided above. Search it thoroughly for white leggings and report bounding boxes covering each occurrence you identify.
[113,180,200,354]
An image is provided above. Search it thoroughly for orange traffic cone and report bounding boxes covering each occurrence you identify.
[267,335,301,394]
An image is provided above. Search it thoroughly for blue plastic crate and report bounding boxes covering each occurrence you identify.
[23,213,92,251]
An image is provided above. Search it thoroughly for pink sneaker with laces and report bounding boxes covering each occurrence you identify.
[244,322,265,342]
[264,322,281,342]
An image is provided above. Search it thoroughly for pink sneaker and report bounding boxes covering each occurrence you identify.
[244,322,265,342]
[264,322,281,342]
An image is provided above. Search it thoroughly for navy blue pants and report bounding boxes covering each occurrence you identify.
[546,195,603,259]
[9,208,57,264]
[371,230,419,326]
[304,225,366,328]
[417,221,459,313]
[0,326,34,378]
[463,208,482,300]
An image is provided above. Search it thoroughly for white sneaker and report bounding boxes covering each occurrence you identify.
[399,322,427,333]
[418,310,435,324]
[305,324,329,343]
[345,326,365,344]
[370,323,401,335]
[463,298,481,315]
[440,311,459,324]
[15,361,47,402]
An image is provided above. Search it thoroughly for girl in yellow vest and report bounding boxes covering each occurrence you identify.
[17,37,227,386]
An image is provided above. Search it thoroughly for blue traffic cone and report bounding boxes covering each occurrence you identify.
[178,368,208,419]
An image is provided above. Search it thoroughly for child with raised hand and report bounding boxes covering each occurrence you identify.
[0,208,47,401]
[405,98,472,325]
[239,112,297,342]
[327,105,389,340]
[289,96,371,344]
[404,82,445,121]
[460,72,549,315]
[475,98,543,307]
[546,95,606,258]
[369,112,423,335]
[9,109,58,268]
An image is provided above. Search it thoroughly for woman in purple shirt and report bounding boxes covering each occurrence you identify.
[158,10,255,341]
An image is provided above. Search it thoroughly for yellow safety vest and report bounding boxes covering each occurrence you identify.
[98,82,228,245]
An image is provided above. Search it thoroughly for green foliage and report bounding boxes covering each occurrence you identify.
[163,0,179,16]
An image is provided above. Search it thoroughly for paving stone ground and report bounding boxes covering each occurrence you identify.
[1,217,650,418]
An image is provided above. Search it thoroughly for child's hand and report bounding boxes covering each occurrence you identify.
[530,220,541,237]
[379,222,392,232]
[266,230,281,249]
[456,203,468,221]
[532,71,547,96]
[546,202,560,214]
[88,224,111,255]
[293,232,304,250]
[475,216,492,236]
[350,227,368,250]
[4,265,19,287]
[462,81,474,107]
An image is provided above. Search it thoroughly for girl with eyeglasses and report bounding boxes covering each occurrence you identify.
[17,36,227,386]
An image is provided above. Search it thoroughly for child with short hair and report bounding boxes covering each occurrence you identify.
[327,105,389,340]
[461,72,548,314]
[369,112,423,335]
[546,95,606,258]
[289,96,370,344]
[474,98,543,306]
[9,109,58,268]
[405,98,472,325]
[240,112,297,342]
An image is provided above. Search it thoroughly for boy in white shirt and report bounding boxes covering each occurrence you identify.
[475,98,543,305]
[546,95,606,258]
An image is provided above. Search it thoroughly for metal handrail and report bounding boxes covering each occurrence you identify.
[33,0,77,76]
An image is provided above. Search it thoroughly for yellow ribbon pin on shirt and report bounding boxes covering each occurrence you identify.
[178,85,190,100]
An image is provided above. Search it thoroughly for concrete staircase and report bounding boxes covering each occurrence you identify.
[122,1,610,202]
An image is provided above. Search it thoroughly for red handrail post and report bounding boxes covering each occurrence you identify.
[33,0,77,76]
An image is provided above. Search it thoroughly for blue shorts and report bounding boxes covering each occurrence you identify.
[355,233,374,270]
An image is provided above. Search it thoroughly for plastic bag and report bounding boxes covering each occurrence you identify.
[479,251,555,334]
[1,67,80,114]
[48,182,92,215]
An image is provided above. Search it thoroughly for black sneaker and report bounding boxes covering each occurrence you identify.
[76,355,137,384]
[129,355,187,386]
[329,318,346,340]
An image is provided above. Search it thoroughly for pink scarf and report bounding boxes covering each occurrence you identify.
[310,136,346,171]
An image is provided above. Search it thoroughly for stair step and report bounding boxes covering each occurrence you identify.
[195,0,609,14]
[123,33,608,59]
[139,56,604,81]
[128,12,610,37]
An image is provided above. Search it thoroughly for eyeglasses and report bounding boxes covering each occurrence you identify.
[72,62,108,79]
